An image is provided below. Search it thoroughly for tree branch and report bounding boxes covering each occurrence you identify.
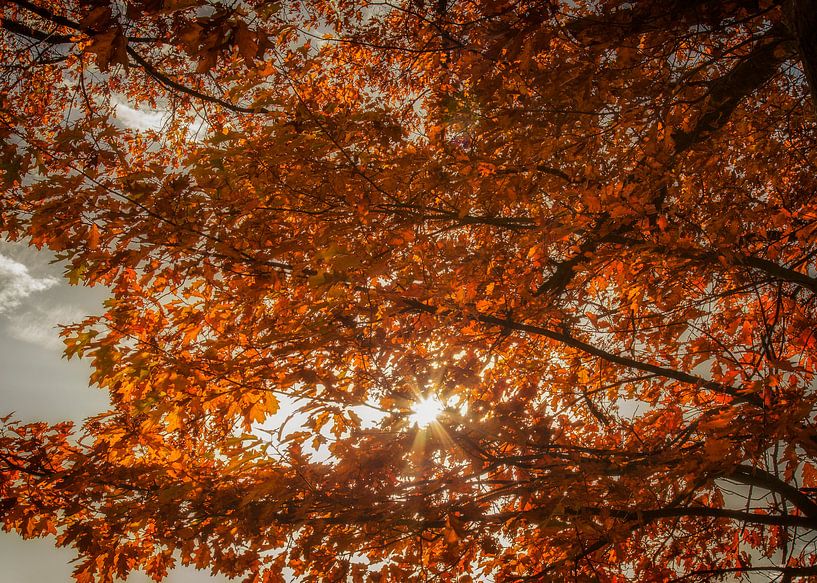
[475,312,764,407]
[672,28,792,153]
[0,17,72,44]
[727,464,817,519]
[605,233,817,294]
[785,0,817,112]
[125,46,267,114]
[671,565,817,582]
[4,0,264,114]
[494,502,817,530]
[5,0,82,33]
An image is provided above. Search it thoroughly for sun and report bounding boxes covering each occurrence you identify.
[409,395,444,428]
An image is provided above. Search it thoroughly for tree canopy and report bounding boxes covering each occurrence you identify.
[2,0,817,580]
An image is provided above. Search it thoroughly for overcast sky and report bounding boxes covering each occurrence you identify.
[0,240,230,582]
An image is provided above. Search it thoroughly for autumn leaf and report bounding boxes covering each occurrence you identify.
[86,28,128,72]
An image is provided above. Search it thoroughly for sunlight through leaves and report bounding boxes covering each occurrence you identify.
[409,395,444,428]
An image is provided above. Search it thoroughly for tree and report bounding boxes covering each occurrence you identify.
[2,0,817,580]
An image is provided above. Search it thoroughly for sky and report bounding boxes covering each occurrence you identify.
[0,240,231,582]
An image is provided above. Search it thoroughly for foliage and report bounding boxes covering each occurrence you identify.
[2,0,817,580]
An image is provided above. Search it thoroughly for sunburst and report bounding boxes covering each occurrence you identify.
[409,395,444,428]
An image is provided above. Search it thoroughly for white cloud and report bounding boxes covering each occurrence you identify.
[6,305,86,350]
[113,98,168,132]
[0,252,84,350]
[112,97,209,139]
[0,253,58,313]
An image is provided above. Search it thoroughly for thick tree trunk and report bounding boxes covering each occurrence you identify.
[786,0,817,113]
